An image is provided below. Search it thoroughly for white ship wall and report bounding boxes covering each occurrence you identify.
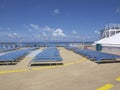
[93,32,120,54]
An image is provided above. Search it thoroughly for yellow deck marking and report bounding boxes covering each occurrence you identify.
[96,84,114,90]
[75,59,86,63]
[63,62,75,66]
[0,58,86,74]
[0,69,28,74]
[31,66,50,70]
[32,66,59,70]
[116,77,120,81]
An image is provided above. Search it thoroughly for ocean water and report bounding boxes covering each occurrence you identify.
[0,42,93,49]
[21,42,93,47]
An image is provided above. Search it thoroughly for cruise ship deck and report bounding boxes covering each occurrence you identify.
[0,47,120,90]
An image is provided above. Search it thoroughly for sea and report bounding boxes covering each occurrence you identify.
[0,42,93,49]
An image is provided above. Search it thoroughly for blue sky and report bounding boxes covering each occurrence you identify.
[0,0,120,42]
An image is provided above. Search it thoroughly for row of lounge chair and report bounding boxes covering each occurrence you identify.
[0,47,18,53]
[0,45,18,53]
[65,46,77,51]
[66,47,120,63]
[0,47,38,65]
[29,47,63,66]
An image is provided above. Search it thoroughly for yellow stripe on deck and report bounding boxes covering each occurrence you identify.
[0,69,28,74]
[63,62,75,66]
[63,58,86,66]
[96,84,114,90]
[75,59,86,63]
[116,77,120,82]
[32,66,59,70]
[0,58,87,75]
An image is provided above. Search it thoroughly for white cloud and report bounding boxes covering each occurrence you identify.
[75,36,80,38]
[30,24,40,31]
[42,32,47,37]
[71,30,77,35]
[24,24,69,41]
[13,33,20,38]
[28,28,32,32]
[32,34,42,41]
[94,30,100,35]
[53,28,66,37]
[7,34,13,38]
[53,9,60,15]
[116,8,120,13]
[13,33,17,36]
[42,26,52,32]
[34,34,41,38]
[7,33,22,39]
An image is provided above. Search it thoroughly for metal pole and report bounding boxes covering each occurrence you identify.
[82,37,86,49]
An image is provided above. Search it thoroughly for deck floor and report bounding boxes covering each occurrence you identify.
[0,47,120,90]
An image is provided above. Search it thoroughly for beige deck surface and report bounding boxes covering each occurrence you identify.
[0,47,120,90]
